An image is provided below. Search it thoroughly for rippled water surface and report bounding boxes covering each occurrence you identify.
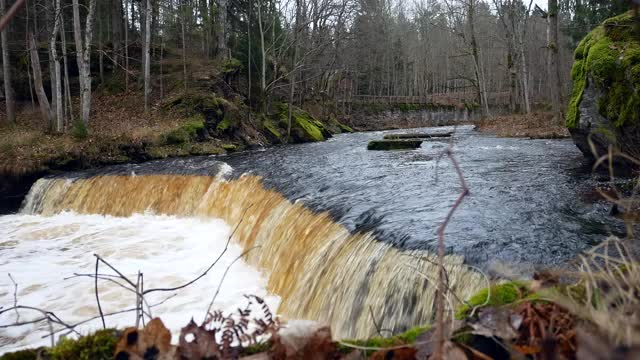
[215,126,624,266]
[80,125,623,267]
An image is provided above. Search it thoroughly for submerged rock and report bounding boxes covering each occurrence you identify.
[567,11,640,163]
[367,139,423,150]
[383,132,452,139]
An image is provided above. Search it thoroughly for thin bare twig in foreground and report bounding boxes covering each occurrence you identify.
[94,257,105,329]
[434,144,470,359]
[8,273,19,323]
[143,204,254,295]
[205,245,262,322]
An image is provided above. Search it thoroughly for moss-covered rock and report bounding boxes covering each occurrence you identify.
[277,103,331,143]
[567,11,640,161]
[163,116,205,145]
[367,139,423,150]
[455,281,530,319]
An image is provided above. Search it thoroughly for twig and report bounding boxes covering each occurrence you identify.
[94,257,105,329]
[8,273,19,323]
[434,144,470,359]
[205,245,262,322]
[144,204,254,295]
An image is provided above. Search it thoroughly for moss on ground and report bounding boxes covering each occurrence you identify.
[0,330,119,360]
[567,11,640,128]
[339,325,431,351]
[164,115,205,145]
[455,281,530,319]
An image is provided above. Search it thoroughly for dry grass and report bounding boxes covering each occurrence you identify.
[477,112,570,139]
[548,237,640,347]
[0,92,190,175]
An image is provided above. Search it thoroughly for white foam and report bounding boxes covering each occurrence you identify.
[0,212,279,354]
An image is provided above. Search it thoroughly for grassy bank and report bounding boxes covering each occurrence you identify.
[477,112,570,139]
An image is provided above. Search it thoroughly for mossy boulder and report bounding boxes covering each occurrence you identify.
[277,104,332,143]
[164,94,240,138]
[567,11,640,161]
[164,116,205,145]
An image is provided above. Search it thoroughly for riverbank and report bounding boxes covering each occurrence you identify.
[476,112,570,139]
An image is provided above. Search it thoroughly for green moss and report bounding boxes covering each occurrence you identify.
[49,329,118,360]
[567,11,640,128]
[242,341,272,355]
[164,116,204,145]
[71,120,89,140]
[277,103,326,142]
[216,117,236,132]
[0,348,48,360]
[455,281,529,320]
[222,144,237,151]
[221,57,243,74]
[340,325,431,351]
[262,119,282,139]
[338,123,354,133]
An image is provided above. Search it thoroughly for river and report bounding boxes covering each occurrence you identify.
[0,125,626,352]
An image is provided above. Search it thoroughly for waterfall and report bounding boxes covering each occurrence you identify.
[21,174,482,339]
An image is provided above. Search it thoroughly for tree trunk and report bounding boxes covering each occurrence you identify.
[60,9,74,127]
[0,0,15,124]
[217,0,228,58]
[29,33,52,125]
[548,0,562,113]
[72,0,97,124]
[144,0,151,112]
[50,0,63,132]
[124,0,129,91]
[257,0,266,108]
[111,0,123,66]
[468,0,489,118]
[181,1,187,93]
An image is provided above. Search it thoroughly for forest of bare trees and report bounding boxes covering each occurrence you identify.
[0,0,631,131]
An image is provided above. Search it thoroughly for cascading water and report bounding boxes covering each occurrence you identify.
[3,125,618,353]
[17,174,482,340]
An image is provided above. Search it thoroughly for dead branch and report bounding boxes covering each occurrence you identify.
[144,204,254,295]
[434,141,470,359]
[94,257,105,329]
[205,245,262,322]
[8,273,19,323]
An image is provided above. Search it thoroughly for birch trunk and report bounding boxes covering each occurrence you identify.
[29,33,52,125]
[50,0,63,132]
[72,0,97,124]
[0,0,15,124]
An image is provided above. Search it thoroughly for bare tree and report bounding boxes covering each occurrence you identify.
[0,0,15,124]
[72,0,97,125]
[50,0,63,132]
[547,0,562,113]
[217,0,228,58]
[28,33,52,125]
[144,0,152,112]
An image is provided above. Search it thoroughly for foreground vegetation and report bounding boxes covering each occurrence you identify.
[2,239,638,359]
